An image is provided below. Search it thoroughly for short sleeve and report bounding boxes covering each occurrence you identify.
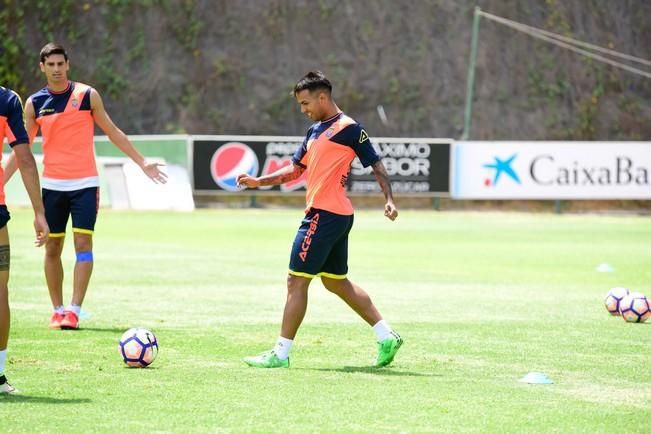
[6,91,29,147]
[330,123,380,168]
[291,126,312,168]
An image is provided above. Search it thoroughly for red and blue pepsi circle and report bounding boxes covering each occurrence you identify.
[210,142,259,191]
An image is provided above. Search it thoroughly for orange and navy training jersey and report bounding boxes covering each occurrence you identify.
[292,112,380,215]
[30,81,98,191]
[0,86,30,204]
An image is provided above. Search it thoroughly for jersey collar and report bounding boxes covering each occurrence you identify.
[48,81,72,95]
[321,111,342,124]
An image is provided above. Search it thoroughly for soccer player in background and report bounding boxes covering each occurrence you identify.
[4,43,167,331]
[237,71,402,368]
[0,85,50,393]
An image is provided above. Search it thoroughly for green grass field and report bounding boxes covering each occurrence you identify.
[1,208,650,433]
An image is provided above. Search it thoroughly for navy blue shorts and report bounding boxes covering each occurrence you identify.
[0,205,10,230]
[288,208,354,279]
[43,187,99,237]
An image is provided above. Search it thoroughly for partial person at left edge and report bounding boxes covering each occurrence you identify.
[4,42,167,332]
[0,85,50,394]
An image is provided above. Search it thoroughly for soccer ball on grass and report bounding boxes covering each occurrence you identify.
[618,293,651,323]
[604,287,630,315]
[119,328,159,367]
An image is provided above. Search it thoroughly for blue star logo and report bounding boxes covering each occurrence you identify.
[483,154,521,186]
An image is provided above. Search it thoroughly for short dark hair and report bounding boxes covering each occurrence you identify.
[40,43,68,63]
[293,71,332,97]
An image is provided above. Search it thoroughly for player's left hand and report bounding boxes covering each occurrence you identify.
[384,201,398,221]
[142,163,168,184]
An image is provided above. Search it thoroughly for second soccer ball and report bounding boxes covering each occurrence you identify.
[604,287,630,316]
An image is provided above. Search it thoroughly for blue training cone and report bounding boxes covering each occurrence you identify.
[519,372,553,384]
[596,263,615,273]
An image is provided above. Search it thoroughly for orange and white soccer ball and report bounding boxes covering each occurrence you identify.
[618,293,651,323]
[604,287,630,315]
[119,328,159,367]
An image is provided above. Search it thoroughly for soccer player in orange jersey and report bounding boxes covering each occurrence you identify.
[4,43,167,331]
[238,71,402,368]
[0,85,50,393]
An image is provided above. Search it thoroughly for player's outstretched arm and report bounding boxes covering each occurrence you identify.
[90,89,167,184]
[371,160,398,221]
[13,143,49,246]
[237,163,305,189]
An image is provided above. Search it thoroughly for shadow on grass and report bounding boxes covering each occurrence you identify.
[0,394,91,404]
[121,365,160,370]
[72,327,128,334]
[304,366,438,377]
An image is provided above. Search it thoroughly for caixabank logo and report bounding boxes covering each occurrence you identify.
[482,154,521,187]
[482,153,650,188]
[528,155,649,186]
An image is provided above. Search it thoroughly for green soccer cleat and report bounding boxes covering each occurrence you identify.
[243,350,289,368]
[375,331,403,367]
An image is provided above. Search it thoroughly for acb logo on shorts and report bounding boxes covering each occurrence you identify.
[210,142,259,191]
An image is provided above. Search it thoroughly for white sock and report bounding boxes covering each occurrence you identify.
[0,349,6,376]
[372,320,393,342]
[67,304,81,316]
[54,305,64,314]
[272,336,293,360]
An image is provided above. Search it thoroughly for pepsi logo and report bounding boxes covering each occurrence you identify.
[210,142,259,191]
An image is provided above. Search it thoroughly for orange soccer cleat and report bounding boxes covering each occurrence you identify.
[48,311,65,329]
[60,310,79,330]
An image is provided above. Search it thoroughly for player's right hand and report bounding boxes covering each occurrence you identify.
[33,212,49,247]
[236,174,260,189]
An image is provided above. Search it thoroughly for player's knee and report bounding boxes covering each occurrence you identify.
[45,237,65,256]
[286,274,310,293]
[76,251,93,262]
[74,237,92,252]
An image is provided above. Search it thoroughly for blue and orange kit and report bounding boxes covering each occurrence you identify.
[287,111,380,279]
[292,112,380,215]
[30,81,97,184]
